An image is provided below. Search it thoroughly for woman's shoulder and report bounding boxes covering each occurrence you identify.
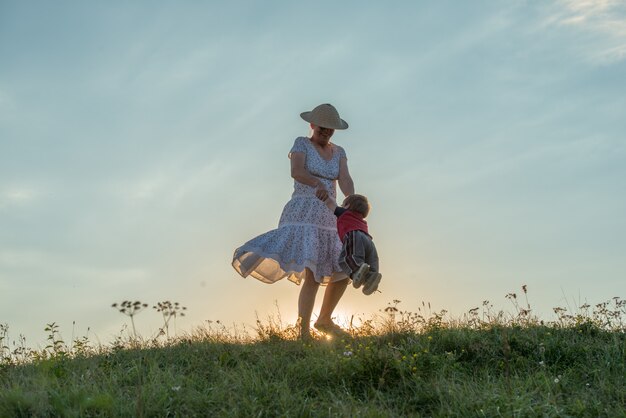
[333,143,347,159]
[289,136,310,155]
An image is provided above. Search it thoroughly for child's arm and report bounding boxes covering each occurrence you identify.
[323,196,338,212]
[315,189,338,212]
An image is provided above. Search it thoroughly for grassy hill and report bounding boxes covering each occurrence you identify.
[1,296,625,417]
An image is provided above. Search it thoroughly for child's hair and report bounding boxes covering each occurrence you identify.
[343,194,370,218]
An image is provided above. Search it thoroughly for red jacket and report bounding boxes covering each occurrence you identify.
[335,208,370,242]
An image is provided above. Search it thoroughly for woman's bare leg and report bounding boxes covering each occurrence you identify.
[298,268,320,337]
[316,278,349,326]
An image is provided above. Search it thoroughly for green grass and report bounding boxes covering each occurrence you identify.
[1,295,625,417]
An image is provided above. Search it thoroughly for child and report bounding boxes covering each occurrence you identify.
[316,192,382,295]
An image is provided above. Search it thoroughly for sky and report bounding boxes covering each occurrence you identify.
[1,1,625,347]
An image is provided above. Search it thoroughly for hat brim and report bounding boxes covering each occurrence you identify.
[300,112,349,130]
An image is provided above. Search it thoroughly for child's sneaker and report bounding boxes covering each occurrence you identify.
[351,263,370,288]
[362,271,382,295]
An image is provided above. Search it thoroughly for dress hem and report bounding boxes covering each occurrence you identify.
[232,246,348,285]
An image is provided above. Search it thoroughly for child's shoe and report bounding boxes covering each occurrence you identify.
[362,271,382,295]
[351,263,370,288]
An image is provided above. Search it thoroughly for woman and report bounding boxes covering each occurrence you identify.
[232,103,355,339]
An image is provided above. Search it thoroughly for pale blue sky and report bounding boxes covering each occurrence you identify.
[1,1,625,346]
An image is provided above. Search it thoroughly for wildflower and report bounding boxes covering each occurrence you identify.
[554,378,559,383]
[171,386,181,392]
[539,361,545,366]
[343,351,353,357]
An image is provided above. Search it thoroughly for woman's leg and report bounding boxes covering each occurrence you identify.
[316,278,349,325]
[298,268,320,336]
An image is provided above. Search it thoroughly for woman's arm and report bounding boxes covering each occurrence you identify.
[337,157,355,197]
[290,152,323,188]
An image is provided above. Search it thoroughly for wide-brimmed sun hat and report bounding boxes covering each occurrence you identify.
[300,103,349,130]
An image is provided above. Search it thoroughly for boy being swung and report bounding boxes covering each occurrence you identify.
[316,191,382,295]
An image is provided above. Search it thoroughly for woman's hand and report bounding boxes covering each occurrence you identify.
[316,186,338,211]
[315,184,329,201]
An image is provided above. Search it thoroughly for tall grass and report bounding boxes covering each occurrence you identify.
[1,288,625,417]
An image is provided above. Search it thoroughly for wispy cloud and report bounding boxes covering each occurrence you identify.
[111,158,233,207]
[549,0,626,63]
[0,249,149,287]
[0,186,39,210]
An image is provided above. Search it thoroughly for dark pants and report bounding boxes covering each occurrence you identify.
[339,230,379,276]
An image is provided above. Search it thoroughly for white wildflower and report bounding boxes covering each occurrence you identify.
[343,351,353,357]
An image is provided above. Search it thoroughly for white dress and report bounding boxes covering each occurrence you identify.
[232,137,348,285]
